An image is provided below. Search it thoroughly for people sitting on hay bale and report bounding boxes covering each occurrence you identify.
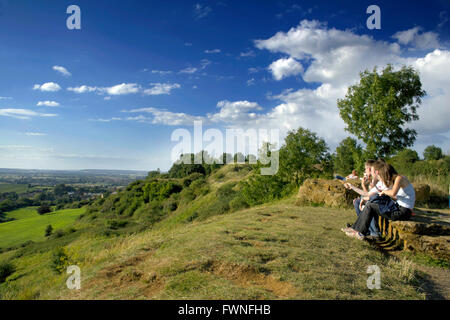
[341,160,415,241]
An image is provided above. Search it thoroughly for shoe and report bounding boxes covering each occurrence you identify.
[345,230,365,240]
[341,227,353,233]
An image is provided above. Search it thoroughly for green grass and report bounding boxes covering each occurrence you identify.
[0,199,426,300]
[0,208,85,249]
[3,207,39,221]
[0,183,29,194]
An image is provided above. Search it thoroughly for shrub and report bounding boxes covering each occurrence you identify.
[0,262,15,283]
[45,225,53,237]
[50,229,66,239]
[105,219,128,230]
[51,247,70,274]
[37,204,52,215]
[229,195,249,212]
[240,174,288,206]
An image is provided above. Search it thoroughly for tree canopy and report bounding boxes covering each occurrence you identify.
[333,137,363,175]
[423,145,444,161]
[337,64,426,159]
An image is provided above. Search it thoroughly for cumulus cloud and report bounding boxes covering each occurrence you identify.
[409,50,450,135]
[67,85,98,93]
[104,83,140,95]
[52,65,71,76]
[255,20,402,86]
[208,100,263,124]
[37,101,60,107]
[33,82,61,92]
[67,83,140,95]
[143,83,181,95]
[392,27,440,50]
[0,108,57,119]
[268,57,304,80]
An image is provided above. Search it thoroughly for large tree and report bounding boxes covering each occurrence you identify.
[333,137,363,175]
[423,145,443,161]
[337,64,426,159]
[278,127,331,186]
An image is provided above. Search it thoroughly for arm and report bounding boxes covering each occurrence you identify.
[344,183,368,196]
[380,176,401,199]
[361,175,370,193]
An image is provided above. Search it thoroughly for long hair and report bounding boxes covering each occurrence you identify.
[373,160,398,187]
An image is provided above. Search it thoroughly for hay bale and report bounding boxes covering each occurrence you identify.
[296,178,360,208]
[412,184,430,203]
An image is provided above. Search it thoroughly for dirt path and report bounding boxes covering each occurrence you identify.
[415,264,450,300]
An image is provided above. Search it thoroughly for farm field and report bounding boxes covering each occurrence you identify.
[0,183,29,194]
[0,207,85,249]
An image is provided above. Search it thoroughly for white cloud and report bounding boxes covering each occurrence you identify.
[205,49,221,54]
[0,96,12,100]
[67,83,140,95]
[255,20,402,86]
[126,107,204,126]
[194,3,211,19]
[52,65,72,77]
[268,57,304,80]
[33,82,61,92]
[410,49,450,135]
[104,83,140,95]
[200,59,211,69]
[25,132,47,136]
[392,27,440,50]
[151,70,173,75]
[37,101,60,107]
[90,117,123,122]
[246,78,255,86]
[179,67,198,74]
[143,83,181,95]
[240,50,256,57]
[208,100,263,124]
[0,108,57,119]
[67,85,98,93]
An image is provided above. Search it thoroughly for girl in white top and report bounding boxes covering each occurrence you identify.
[375,161,416,212]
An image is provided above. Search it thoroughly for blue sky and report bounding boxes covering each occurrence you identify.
[0,0,449,171]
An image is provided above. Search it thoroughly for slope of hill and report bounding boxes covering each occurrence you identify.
[0,207,85,249]
[0,165,444,299]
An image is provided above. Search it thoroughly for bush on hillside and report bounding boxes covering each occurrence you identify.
[0,262,15,283]
[37,204,52,215]
[51,247,71,274]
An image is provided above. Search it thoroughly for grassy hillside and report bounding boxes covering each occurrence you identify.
[0,207,85,249]
[0,165,444,300]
